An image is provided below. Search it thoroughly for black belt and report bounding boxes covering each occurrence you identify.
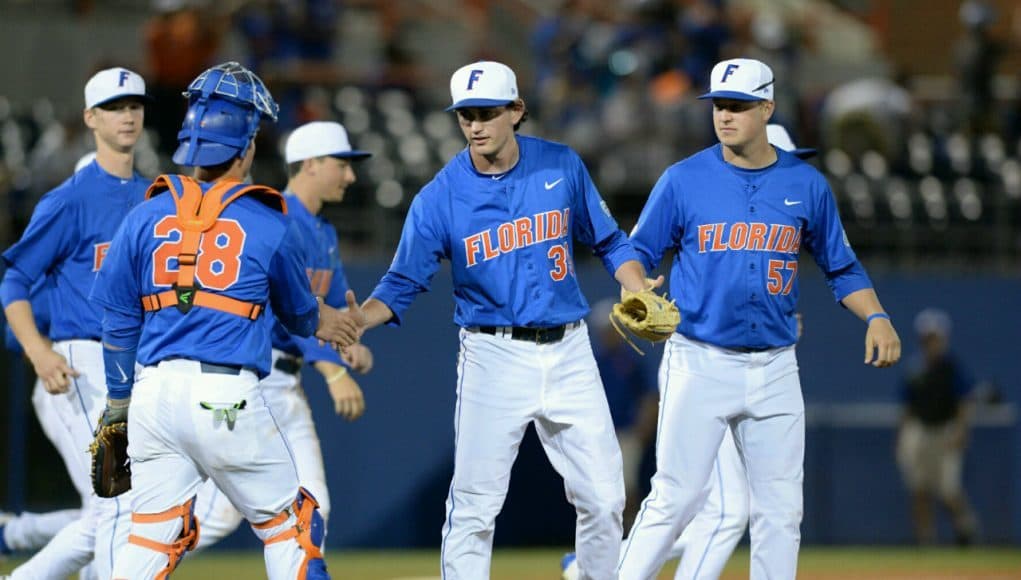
[200,362,244,375]
[164,357,246,375]
[273,355,303,375]
[475,322,580,345]
[730,345,773,353]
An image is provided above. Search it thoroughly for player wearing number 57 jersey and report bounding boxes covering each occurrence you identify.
[90,62,357,580]
[618,58,902,580]
[347,61,656,580]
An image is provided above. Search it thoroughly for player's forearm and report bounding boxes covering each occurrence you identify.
[839,288,887,322]
[360,298,395,330]
[102,307,142,399]
[313,360,349,383]
[613,260,650,293]
[3,300,50,358]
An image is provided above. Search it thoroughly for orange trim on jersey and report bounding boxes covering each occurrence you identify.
[141,175,285,320]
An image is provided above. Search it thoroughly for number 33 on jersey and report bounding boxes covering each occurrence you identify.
[381,135,631,328]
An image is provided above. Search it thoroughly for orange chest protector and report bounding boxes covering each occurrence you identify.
[140,174,287,320]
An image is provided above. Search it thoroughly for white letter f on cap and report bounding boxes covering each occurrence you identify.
[721,64,739,83]
[467,69,484,90]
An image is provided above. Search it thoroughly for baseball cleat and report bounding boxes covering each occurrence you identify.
[560,551,578,580]
[0,511,13,558]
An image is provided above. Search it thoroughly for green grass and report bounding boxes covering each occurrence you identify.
[4,546,1020,579]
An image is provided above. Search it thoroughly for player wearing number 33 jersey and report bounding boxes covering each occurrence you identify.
[618,58,901,580]
[351,60,656,580]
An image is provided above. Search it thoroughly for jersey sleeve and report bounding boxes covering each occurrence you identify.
[294,334,345,366]
[90,216,143,317]
[804,180,872,301]
[629,167,682,272]
[1,191,78,282]
[370,190,447,325]
[568,150,640,274]
[269,218,320,337]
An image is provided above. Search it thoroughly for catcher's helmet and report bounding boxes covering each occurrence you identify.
[173,62,279,167]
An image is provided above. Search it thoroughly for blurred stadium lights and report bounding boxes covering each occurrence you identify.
[375,179,403,208]
[919,175,948,225]
[952,178,982,222]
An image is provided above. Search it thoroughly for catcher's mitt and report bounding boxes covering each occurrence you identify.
[609,289,681,355]
[90,417,131,498]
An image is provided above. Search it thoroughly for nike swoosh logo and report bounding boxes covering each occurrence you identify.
[115,362,129,383]
[544,178,564,190]
[784,198,802,206]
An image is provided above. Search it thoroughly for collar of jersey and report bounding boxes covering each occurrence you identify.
[714,143,781,179]
[283,190,319,223]
[88,160,144,186]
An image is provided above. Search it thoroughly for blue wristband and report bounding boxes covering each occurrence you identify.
[866,312,890,325]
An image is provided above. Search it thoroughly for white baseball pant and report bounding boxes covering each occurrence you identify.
[11,340,130,580]
[443,322,624,580]
[0,509,81,553]
[619,334,804,580]
[193,348,331,550]
[667,427,748,579]
[112,359,317,580]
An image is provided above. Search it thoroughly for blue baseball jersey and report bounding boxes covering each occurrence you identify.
[371,135,639,327]
[91,180,319,377]
[630,144,872,350]
[270,192,348,366]
[3,277,54,354]
[1,160,148,340]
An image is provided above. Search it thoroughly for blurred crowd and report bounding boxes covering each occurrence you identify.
[1,0,1020,265]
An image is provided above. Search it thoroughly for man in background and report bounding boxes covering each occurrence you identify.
[897,308,979,546]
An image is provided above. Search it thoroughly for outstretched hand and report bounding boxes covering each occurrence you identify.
[865,317,901,367]
[316,290,366,349]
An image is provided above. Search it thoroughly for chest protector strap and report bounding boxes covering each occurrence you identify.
[140,174,286,320]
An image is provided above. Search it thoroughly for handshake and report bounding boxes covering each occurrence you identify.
[315,290,370,349]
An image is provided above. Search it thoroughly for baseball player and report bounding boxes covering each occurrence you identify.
[89,61,358,579]
[343,60,656,580]
[563,125,816,580]
[0,67,152,580]
[1,278,84,566]
[617,58,901,579]
[188,120,376,550]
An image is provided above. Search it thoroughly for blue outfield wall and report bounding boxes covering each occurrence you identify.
[211,264,1017,550]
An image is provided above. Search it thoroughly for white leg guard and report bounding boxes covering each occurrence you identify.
[111,497,200,580]
[251,488,328,580]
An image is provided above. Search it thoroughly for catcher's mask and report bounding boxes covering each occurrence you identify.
[173,61,278,167]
